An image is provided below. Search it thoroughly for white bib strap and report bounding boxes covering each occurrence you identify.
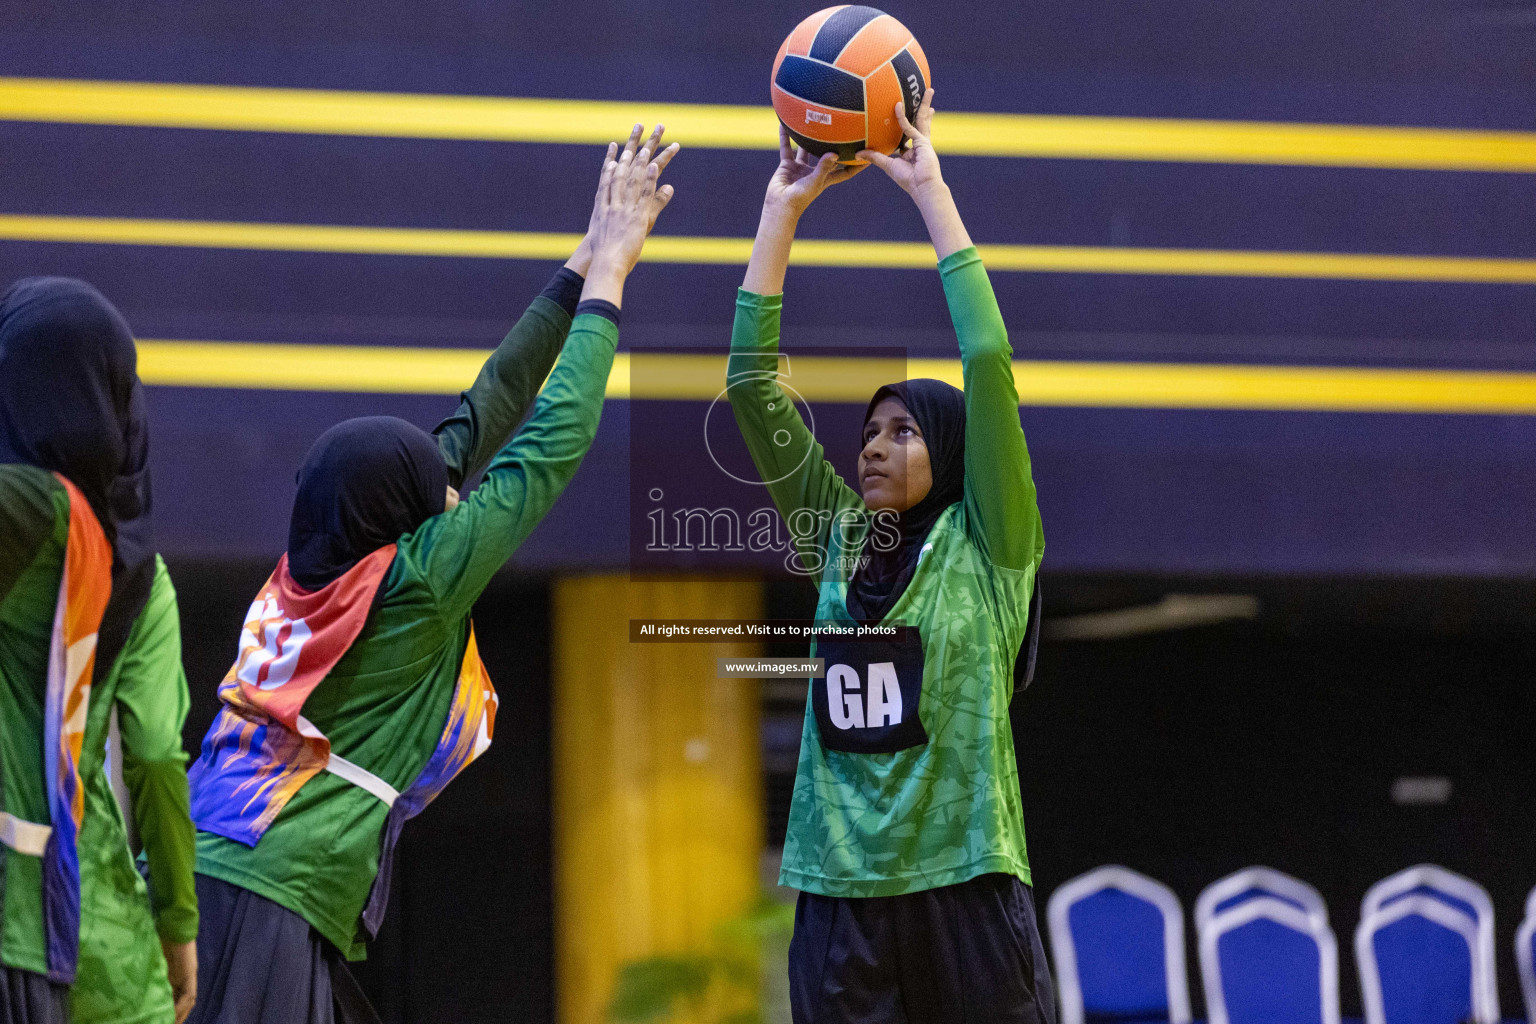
[0,811,52,856]
[324,753,399,808]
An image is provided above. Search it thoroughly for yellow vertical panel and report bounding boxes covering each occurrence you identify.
[553,575,764,1024]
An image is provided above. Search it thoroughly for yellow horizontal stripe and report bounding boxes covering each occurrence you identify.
[3,76,1535,173]
[136,341,1536,415]
[138,341,493,394]
[5,213,1534,284]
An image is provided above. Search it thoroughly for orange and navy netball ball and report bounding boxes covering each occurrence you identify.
[771,6,931,165]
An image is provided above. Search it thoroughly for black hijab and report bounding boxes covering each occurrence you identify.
[287,416,448,590]
[845,378,967,624]
[846,377,1042,694]
[0,277,155,683]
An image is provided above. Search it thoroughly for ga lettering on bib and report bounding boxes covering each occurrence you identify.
[811,627,927,754]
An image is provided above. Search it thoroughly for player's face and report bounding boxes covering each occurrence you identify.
[859,397,932,512]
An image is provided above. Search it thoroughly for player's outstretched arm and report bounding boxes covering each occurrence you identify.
[410,125,680,616]
[732,129,865,584]
[578,125,679,307]
[857,88,972,261]
[432,126,677,490]
[742,125,865,295]
[861,91,1041,570]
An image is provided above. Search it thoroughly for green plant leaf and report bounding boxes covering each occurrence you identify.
[606,955,714,1022]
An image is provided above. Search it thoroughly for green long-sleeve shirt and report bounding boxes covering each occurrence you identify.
[75,559,194,1024]
[195,298,620,959]
[727,247,1044,897]
[0,465,195,1023]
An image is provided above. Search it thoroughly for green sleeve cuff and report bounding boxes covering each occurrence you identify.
[570,310,620,345]
[732,290,783,356]
[735,288,783,309]
[124,759,199,943]
[574,298,620,326]
[154,904,199,946]
[937,245,982,277]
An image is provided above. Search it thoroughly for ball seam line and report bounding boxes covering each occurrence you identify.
[829,12,895,69]
[860,37,916,83]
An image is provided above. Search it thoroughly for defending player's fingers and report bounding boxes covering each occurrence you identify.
[642,123,666,157]
[653,140,681,176]
[653,183,676,217]
[635,125,661,169]
[778,123,795,164]
[637,160,659,202]
[600,144,624,205]
[620,123,643,161]
[614,130,646,203]
[633,135,663,193]
[630,128,662,176]
[596,143,619,201]
[615,132,638,190]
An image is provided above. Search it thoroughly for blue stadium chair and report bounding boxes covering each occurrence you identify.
[1355,865,1499,1024]
[1197,891,1340,1024]
[1518,885,1535,1024]
[1195,865,1330,933]
[1191,872,1339,1024]
[1046,865,1192,1024]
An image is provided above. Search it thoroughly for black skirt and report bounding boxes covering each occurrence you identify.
[0,967,67,1024]
[185,874,381,1024]
[788,872,1058,1024]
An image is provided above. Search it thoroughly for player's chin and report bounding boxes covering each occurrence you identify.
[861,479,901,510]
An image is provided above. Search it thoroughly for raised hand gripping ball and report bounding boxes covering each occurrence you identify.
[771,6,931,165]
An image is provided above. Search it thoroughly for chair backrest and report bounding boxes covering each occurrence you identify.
[1512,885,1534,1024]
[1357,865,1499,1024]
[1047,865,1192,1024]
[1198,894,1341,1024]
[1196,865,1330,932]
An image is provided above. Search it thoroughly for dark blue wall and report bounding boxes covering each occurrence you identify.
[1,0,1533,575]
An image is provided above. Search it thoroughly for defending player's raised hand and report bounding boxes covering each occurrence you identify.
[566,126,676,277]
[587,123,679,276]
[588,125,679,237]
[580,124,680,307]
[857,87,944,200]
[764,123,865,218]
